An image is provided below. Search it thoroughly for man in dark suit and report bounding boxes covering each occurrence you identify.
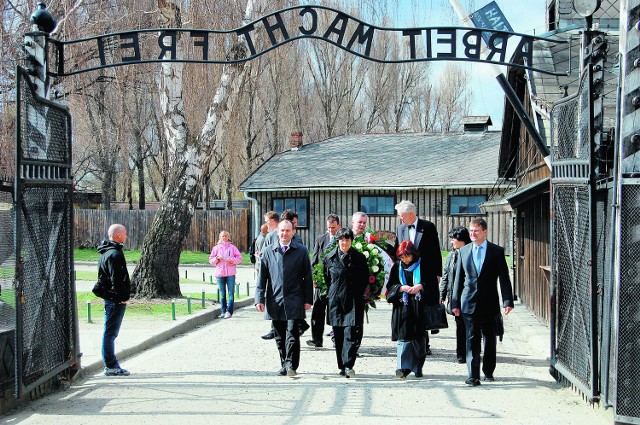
[255,220,313,377]
[451,217,514,386]
[307,214,340,348]
[394,200,442,354]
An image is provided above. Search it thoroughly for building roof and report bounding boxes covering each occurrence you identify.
[240,131,503,192]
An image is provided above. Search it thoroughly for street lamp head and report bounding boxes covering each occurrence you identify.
[572,0,602,18]
[30,2,57,34]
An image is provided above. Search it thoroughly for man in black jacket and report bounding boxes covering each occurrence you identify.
[97,223,132,377]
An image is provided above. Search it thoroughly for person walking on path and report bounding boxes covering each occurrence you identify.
[386,241,428,379]
[439,226,472,364]
[452,218,514,387]
[97,223,132,377]
[307,213,340,348]
[323,228,368,378]
[255,220,313,377]
[209,231,243,319]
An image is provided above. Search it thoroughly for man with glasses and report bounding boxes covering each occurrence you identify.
[451,218,514,387]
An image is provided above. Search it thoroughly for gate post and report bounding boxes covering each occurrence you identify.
[24,2,56,98]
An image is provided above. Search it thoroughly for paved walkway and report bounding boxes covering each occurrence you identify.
[4,277,614,424]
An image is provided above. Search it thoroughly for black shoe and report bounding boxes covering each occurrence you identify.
[306,340,323,348]
[395,369,407,379]
[425,348,433,356]
[415,369,423,378]
[278,367,286,376]
[339,369,346,376]
[483,375,495,382]
[465,378,481,386]
[261,330,275,340]
[431,330,440,334]
[457,357,466,364]
[345,368,355,378]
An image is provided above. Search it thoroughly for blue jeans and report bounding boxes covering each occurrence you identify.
[102,300,127,369]
[217,275,236,314]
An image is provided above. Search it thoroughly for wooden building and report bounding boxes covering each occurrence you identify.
[239,118,513,253]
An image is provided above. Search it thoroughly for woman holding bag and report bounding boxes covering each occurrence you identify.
[209,231,243,319]
[386,240,428,378]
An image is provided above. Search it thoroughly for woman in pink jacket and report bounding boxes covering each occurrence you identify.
[209,231,243,319]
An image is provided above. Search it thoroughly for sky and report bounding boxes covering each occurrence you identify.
[390,0,548,129]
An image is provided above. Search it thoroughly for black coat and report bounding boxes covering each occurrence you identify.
[395,218,442,285]
[439,249,459,314]
[386,261,427,341]
[97,240,131,302]
[323,247,368,327]
[255,241,313,321]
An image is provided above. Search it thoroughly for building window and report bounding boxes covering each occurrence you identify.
[273,197,308,227]
[449,195,487,215]
[359,195,396,215]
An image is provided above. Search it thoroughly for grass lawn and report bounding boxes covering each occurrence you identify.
[74,270,215,285]
[73,248,252,266]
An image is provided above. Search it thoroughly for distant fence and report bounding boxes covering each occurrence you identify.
[74,209,249,252]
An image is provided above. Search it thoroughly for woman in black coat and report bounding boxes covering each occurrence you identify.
[323,227,369,378]
[386,240,429,378]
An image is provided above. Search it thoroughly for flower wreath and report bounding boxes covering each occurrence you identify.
[312,229,390,309]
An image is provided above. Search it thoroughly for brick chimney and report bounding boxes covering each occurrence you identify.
[290,131,303,150]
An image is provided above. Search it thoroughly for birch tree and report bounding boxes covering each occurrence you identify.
[131,0,253,298]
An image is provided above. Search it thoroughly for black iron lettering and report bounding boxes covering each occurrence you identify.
[298,7,318,35]
[403,29,421,59]
[323,12,349,45]
[120,33,140,62]
[512,36,533,67]
[436,28,456,58]
[345,23,375,57]
[462,30,482,59]
[97,36,107,66]
[190,31,209,61]
[425,29,432,58]
[158,31,177,60]
[236,24,257,56]
[262,12,290,45]
[485,33,507,63]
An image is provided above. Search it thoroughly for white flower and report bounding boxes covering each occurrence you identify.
[372,265,379,273]
[367,243,375,250]
[362,251,370,258]
[372,248,379,255]
[373,258,379,265]
[355,242,363,250]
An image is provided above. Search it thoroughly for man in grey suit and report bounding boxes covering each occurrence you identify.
[255,220,313,377]
[452,217,514,386]
[394,200,442,354]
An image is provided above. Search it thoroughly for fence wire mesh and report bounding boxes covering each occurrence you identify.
[615,184,640,418]
[550,68,596,396]
[15,67,77,395]
[0,188,16,392]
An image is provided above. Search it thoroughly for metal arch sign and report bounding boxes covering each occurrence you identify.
[49,5,566,77]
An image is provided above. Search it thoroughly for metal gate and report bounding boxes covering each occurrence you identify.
[13,66,79,398]
[549,67,599,400]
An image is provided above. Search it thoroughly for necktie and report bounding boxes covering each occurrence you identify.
[474,245,482,272]
[408,224,415,229]
[282,245,288,254]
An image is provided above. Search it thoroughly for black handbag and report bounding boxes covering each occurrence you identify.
[424,304,448,330]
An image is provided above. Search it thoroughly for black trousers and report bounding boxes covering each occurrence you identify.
[455,315,467,359]
[462,313,497,380]
[272,320,301,371]
[310,289,327,343]
[333,325,362,370]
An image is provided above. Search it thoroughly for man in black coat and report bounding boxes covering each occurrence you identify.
[394,200,442,354]
[452,218,514,387]
[255,220,313,377]
[307,214,340,348]
[323,227,369,378]
[97,223,132,377]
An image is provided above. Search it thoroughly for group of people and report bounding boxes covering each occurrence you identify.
[95,198,514,386]
[253,200,515,386]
